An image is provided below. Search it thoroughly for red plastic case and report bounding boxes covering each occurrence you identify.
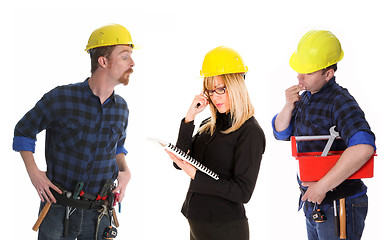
[291,136,375,182]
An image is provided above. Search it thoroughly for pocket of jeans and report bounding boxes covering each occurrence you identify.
[352,202,368,238]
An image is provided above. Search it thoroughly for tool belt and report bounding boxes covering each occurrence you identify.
[50,188,106,209]
[50,180,115,210]
[299,179,367,205]
[49,181,119,240]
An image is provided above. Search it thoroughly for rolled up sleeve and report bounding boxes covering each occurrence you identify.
[13,93,53,152]
[272,114,293,141]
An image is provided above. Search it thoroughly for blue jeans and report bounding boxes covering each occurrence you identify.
[304,194,368,240]
[37,201,111,240]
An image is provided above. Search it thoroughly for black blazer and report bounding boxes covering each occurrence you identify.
[175,113,266,222]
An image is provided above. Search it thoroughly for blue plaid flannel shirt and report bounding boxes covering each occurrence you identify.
[13,79,129,195]
[272,77,375,210]
[272,77,375,152]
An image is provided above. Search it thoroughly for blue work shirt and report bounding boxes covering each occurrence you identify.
[13,79,129,195]
[272,77,375,151]
[272,77,375,209]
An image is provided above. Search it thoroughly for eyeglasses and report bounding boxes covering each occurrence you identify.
[204,87,226,97]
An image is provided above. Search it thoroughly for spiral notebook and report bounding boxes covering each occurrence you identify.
[148,138,219,180]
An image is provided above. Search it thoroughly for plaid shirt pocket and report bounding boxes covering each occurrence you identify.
[56,118,83,149]
[106,124,123,153]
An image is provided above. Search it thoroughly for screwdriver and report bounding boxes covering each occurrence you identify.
[333,200,339,237]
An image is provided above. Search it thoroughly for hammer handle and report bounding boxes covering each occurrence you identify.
[32,202,52,231]
[112,208,120,227]
[339,198,346,239]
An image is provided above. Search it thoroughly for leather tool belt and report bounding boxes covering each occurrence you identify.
[50,188,107,209]
[299,179,367,206]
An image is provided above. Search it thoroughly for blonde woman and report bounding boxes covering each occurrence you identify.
[166,46,266,240]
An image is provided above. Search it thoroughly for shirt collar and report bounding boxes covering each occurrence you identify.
[82,78,117,104]
[317,76,336,94]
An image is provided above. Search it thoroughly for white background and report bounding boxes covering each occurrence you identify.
[2,0,388,239]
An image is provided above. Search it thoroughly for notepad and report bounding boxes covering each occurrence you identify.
[148,138,219,180]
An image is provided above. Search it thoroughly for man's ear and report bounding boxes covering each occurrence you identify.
[325,69,335,81]
[97,56,109,69]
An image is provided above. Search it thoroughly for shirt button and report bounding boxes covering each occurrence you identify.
[87,163,92,170]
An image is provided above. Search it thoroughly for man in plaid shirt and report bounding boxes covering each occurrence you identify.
[272,30,375,240]
[13,24,135,239]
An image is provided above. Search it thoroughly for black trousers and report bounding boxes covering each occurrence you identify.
[188,218,249,240]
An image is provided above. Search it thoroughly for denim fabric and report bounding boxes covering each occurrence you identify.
[37,201,111,240]
[304,194,368,240]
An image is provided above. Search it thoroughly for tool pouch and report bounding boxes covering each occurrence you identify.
[299,179,366,207]
[50,184,106,210]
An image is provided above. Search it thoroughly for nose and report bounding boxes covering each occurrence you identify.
[129,56,135,68]
[297,73,305,81]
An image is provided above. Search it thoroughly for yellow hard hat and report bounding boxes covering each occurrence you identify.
[289,30,344,74]
[200,46,248,77]
[85,24,138,52]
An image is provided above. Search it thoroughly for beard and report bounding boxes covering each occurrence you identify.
[119,68,134,86]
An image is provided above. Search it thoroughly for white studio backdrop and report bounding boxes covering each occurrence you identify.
[2,0,388,239]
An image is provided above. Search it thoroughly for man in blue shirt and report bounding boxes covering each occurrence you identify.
[13,24,135,239]
[272,30,375,240]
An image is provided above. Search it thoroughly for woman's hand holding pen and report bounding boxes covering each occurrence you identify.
[185,93,209,123]
[165,149,197,180]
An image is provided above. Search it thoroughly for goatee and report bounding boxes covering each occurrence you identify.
[120,68,133,86]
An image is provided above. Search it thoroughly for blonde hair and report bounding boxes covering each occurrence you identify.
[199,73,254,135]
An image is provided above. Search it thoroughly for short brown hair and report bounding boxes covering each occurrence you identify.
[322,64,337,75]
[89,46,116,73]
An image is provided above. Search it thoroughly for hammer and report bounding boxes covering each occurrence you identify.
[339,198,346,239]
[32,202,52,231]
